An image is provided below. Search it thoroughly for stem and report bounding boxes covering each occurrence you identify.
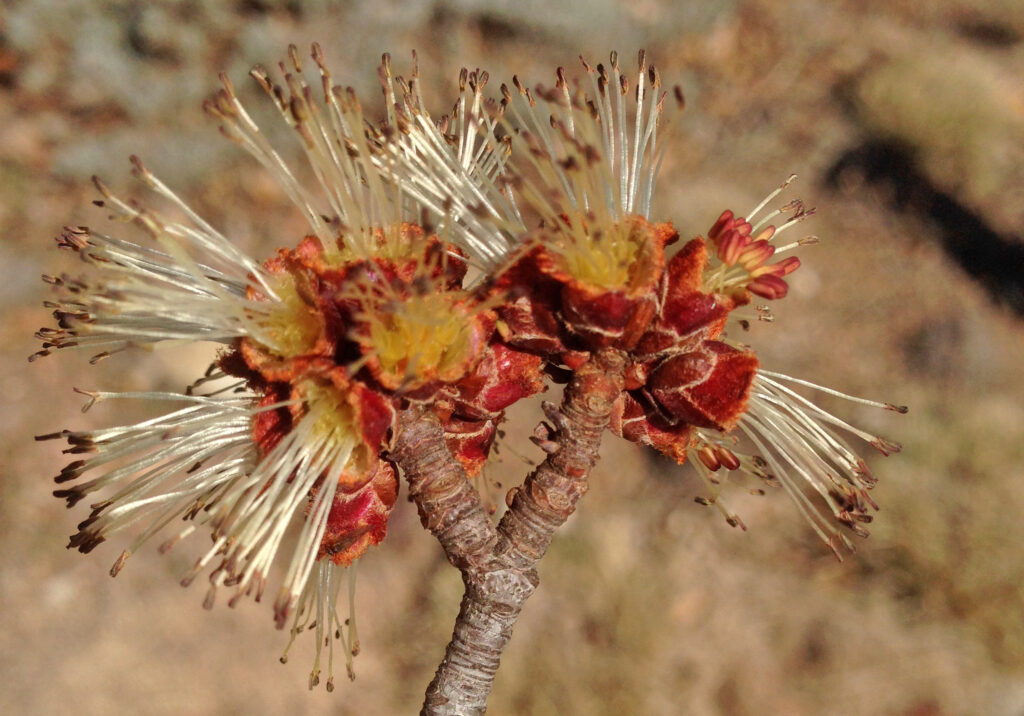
[391,406,496,568]
[390,348,626,715]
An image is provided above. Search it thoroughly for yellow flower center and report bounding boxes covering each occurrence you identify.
[301,380,372,475]
[364,292,476,386]
[259,273,322,357]
[556,214,647,290]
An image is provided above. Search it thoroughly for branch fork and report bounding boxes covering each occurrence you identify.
[390,348,626,715]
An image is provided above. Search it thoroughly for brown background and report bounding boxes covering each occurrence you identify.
[2,1,1024,714]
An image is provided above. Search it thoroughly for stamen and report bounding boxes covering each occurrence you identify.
[758,370,909,414]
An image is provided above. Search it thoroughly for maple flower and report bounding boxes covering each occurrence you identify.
[34,45,905,700]
[32,45,519,691]
[388,50,904,557]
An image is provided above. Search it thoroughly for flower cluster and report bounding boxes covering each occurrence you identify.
[34,46,902,690]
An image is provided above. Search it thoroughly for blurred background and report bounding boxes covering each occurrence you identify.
[2,0,1023,714]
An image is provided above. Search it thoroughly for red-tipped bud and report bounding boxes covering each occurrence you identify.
[717,229,749,266]
[738,240,775,270]
[747,274,789,300]
[751,255,801,278]
[708,210,734,241]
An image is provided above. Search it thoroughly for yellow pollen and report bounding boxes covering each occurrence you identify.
[557,215,645,290]
[260,273,322,357]
[302,381,370,473]
[365,292,475,384]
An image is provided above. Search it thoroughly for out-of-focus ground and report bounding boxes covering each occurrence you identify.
[3,1,1024,714]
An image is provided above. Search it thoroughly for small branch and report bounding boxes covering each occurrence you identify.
[391,406,497,567]
[495,348,627,567]
[392,349,626,715]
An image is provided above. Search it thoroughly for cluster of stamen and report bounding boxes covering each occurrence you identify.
[703,177,817,301]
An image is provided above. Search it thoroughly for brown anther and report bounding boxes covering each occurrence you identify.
[697,445,721,471]
[725,515,747,531]
[673,85,685,109]
[109,550,130,577]
[714,446,741,471]
[870,437,901,456]
[555,66,567,88]
[218,71,236,98]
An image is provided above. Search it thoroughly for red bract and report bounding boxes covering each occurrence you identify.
[609,392,694,463]
[494,248,568,356]
[608,234,759,460]
[647,343,758,432]
[438,342,546,477]
[634,238,741,363]
[317,459,399,566]
[496,216,678,354]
